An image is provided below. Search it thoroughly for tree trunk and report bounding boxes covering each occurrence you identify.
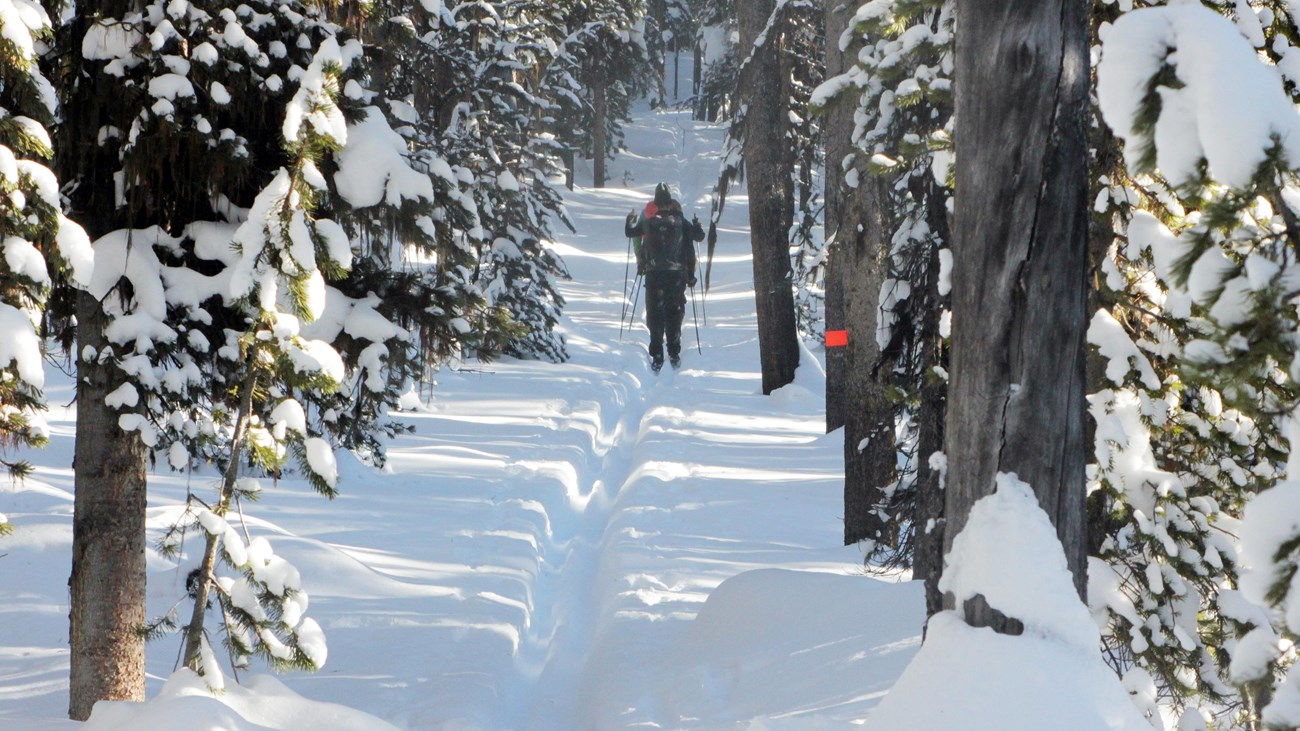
[944,0,1091,626]
[69,291,147,720]
[822,0,898,543]
[739,0,800,395]
[593,76,607,188]
[913,203,949,616]
[183,370,256,668]
[693,42,702,110]
[58,5,151,712]
[823,0,850,434]
[651,0,668,105]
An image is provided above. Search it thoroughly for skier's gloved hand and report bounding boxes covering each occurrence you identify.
[690,216,705,241]
[687,276,698,288]
[627,210,637,223]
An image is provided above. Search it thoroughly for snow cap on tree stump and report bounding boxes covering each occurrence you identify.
[939,473,1099,653]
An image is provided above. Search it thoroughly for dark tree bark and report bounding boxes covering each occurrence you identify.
[738,0,800,395]
[943,0,1091,627]
[837,178,898,545]
[823,0,850,434]
[822,0,897,544]
[56,6,149,717]
[693,42,702,104]
[913,197,950,616]
[592,76,608,188]
[650,0,668,104]
[68,292,147,720]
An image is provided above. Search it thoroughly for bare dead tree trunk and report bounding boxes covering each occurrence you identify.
[838,176,898,545]
[69,290,147,720]
[739,0,800,395]
[944,0,1091,627]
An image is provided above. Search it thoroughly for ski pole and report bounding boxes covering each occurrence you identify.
[619,237,634,340]
[628,275,644,330]
[689,285,702,354]
[693,240,707,326]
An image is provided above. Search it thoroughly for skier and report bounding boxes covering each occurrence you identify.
[625,183,705,372]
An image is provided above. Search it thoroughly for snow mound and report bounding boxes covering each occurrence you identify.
[867,613,1151,731]
[870,473,1149,731]
[939,472,1097,652]
[82,670,401,731]
[658,569,924,728]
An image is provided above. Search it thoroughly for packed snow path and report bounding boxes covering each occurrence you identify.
[1,106,925,731]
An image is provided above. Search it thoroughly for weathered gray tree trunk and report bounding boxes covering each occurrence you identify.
[69,291,147,720]
[822,0,898,544]
[739,0,800,395]
[944,0,1091,626]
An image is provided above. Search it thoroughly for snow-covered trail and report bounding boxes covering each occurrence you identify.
[0,105,925,731]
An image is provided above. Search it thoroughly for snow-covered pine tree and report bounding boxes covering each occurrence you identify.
[402,0,574,362]
[1095,3,1300,726]
[814,0,952,611]
[661,0,697,101]
[56,0,505,699]
[0,0,93,505]
[542,0,653,188]
[694,0,736,121]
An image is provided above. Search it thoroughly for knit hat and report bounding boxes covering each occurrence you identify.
[654,183,672,206]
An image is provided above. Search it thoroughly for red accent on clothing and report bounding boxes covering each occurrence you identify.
[644,202,658,218]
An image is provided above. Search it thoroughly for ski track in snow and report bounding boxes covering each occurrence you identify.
[0,102,926,731]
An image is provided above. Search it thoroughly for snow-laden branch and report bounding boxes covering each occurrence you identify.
[1098,5,1300,188]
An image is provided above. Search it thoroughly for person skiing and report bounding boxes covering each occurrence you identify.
[625,182,705,372]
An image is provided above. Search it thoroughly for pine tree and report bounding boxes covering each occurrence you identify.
[55,0,518,706]
[708,0,821,394]
[420,0,574,362]
[785,4,826,343]
[0,0,93,505]
[543,0,653,188]
[694,0,736,122]
[1082,3,1300,726]
[1094,3,1300,726]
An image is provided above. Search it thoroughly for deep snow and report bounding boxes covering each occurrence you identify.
[0,100,925,730]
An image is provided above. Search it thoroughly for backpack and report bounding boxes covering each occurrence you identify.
[641,210,684,272]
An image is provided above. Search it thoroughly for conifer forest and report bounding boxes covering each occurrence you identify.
[7,0,1300,729]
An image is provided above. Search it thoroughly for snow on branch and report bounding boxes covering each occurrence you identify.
[1098,5,1300,189]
